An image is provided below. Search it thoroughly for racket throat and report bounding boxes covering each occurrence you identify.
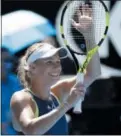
[67,45,80,72]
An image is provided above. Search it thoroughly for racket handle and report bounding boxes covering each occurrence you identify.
[73,98,83,113]
[76,72,84,83]
[73,72,85,113]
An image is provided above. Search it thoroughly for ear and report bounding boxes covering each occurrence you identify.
[29,63,37,75]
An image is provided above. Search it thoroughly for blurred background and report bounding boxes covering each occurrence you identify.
[1,0,121,135]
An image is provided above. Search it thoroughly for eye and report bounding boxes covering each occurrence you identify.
[46,61,53,65]
[56,60,61,64]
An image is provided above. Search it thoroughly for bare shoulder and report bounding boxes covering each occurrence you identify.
[10,89,37,133]
[10,89,32,110]
[11,89,31,102]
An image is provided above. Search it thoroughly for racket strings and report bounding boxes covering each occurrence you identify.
[66,0,106,51]
[92,1,106,44]
[56,0,109,76]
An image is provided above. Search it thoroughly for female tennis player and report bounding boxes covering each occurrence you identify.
[10,5,101,135]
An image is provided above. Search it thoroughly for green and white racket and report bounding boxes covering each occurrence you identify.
[56,0,109,113]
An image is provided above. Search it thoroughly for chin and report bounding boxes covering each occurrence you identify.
[52,76,60,83]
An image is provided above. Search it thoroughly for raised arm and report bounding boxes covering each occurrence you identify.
[51,4,101,102]
[10,85,85,135]
[70,4,101,88]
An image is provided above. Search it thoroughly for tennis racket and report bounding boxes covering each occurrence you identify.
[56,0,109,113]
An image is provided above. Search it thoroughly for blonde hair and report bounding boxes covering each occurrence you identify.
[18,42,47,88]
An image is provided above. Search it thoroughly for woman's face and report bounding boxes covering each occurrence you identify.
[30,53,62,85]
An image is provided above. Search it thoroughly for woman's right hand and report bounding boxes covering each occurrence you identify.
[64,82,86,110]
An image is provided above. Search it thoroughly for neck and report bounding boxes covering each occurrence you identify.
[30,82,51,100]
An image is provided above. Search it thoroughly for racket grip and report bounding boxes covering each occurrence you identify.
[73,72,85,113]
[76,72,84,83]
[73,98,83,113]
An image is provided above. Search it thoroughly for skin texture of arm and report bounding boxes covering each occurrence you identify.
[10,91,69,135]
[10,84,85,135]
